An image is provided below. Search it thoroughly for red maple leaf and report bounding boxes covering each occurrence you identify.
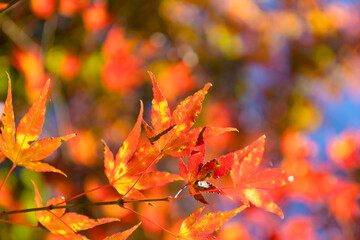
[179,129,234,203]
[230,135,292,218]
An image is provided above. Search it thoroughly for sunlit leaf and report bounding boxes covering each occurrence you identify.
[177,206,245,239]
[103,102,180,199]
[33,182,119,239]
[0,76,75,176]
[143,72,236,158]
[104,222,141,240]
[230,135,291,218]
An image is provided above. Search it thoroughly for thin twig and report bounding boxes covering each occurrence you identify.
[0,164,16,192]
[170,186,233,201]
[123,205,177,238]
[56,183,111,205]
[122,197,169,204]
[48,210,84,240]
[173,184,187,199]
[3,200,118,215]
[1,186,234,217]
[122,152,163,198]
[0,218,38,227]
[2,197,169,216]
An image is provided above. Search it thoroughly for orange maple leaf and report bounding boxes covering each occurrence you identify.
[104,222,141,240]
[0,77,75,177]
[33,181,119,239]
[176,206,246,239]
[230,135,292,218]
[132,72,236,174]
[103,102,181,199]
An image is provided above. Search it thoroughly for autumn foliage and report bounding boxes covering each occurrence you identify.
[1,1,360,240]
[0,72,292,239]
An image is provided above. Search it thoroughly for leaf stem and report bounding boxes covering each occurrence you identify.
[56,183,111,205]
[2,186,234,216]
[48,210,84,240]
[0,218,38,227]
[0,164,16,192]
[170,186,233,201]
[173,184,187,199]
[123,205,177,238]
[2,200,114,215]
[122,152,163,198]
[2,197,170,216]
[122,197,170,204]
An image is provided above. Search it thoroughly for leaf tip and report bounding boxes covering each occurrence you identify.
[203,82,212,92]
[44,78,51,88]
[42,78,51,96]
[278,210,285,219]
[61,133,77,142]
[5,72,12,93]
[147,71,156,82]
[5,71,11,80]
[101,139,108,148]
[139,100,144,113]
[229,127,239,132]
[59,170,67,178]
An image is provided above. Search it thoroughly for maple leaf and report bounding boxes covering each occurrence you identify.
[230,135,291,218]
[104,222,141,240]
[33,181,119,239]
[176,206,246,240]
[179,129,234,204]
[103,102,181,199]
[142,71,237,158]
[0,77,75,176]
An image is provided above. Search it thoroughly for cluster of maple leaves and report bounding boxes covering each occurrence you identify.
[0,72,292,239]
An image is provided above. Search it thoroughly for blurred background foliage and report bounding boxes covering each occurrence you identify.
[0,0,359,239]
